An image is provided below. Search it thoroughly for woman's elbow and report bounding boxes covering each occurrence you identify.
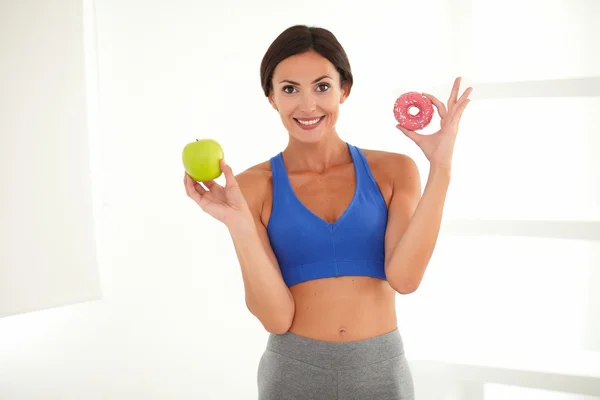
[265,323,290,335]
[388,276,421,295]
[247,300,294,334]
[263,313,294,334]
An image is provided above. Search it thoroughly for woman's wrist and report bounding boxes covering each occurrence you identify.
[226,212,258,238]
[429,163,452,181]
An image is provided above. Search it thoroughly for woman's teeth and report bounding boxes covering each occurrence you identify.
[296,117,323,126]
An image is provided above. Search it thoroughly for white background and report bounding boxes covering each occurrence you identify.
[1,0,599,399]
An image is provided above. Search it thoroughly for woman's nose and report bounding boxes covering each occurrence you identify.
[300,92,317,112]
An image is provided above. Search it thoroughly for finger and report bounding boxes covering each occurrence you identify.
[457,86,473,104]
[185,172,207,195]
[450,98,471,126]
[184,173,205,203]
[194,181,208,195]
[396,124,422,143]
[202,180,219,190]
[184,172,196,194]
[220,159,239,189]
[202,179,225,196]
[422,93,447,118]
[448,77,461,106]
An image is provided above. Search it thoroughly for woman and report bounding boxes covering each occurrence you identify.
[184,25,471,399]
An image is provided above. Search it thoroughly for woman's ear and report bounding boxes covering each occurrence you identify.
[340,82,350,104]
[268,92,278,112]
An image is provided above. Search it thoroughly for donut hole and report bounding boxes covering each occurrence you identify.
[408,106,420,116]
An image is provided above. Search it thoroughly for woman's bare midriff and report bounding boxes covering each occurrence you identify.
[253,148,398,342]
[287,275,398,342]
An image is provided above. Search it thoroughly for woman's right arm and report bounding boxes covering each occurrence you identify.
[230,169,295,334]
[184,160,294,334]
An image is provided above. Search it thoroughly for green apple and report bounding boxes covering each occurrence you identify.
[182,138,224,182]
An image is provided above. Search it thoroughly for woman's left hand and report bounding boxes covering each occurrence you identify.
[397,77,473,170]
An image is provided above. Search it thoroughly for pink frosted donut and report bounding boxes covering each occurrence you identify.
[393,92,434,131]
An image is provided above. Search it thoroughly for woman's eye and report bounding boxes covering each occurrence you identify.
[317,83,330,92]
[283,86,296,94]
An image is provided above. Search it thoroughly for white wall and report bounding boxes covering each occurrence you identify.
[1,0,599,399]
[0,0,101,318]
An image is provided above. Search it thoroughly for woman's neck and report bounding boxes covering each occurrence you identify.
[282,132,351,173]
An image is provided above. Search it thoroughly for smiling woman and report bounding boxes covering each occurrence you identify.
[183,23,472,400]
[260,30,353,145]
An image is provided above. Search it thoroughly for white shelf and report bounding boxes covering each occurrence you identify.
[441,219,600,241]
[397,76,600,100]
[408,348,600,397]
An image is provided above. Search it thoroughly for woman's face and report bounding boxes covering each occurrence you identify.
[269,50,349,144]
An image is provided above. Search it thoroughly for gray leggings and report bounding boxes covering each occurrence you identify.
[257,328,415,399]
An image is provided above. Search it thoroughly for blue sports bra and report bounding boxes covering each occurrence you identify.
[266,143,389,287]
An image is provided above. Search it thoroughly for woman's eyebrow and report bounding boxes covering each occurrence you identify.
[278,75,333,85]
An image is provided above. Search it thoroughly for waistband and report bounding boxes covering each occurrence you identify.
[265,328,405,370]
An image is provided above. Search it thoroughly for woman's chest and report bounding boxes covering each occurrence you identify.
[261,159,393,227]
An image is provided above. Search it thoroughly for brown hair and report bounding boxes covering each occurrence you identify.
[259,25,354,98]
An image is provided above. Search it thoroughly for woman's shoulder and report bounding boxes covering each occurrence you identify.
[234,160,273,214]
[359,148,420,203]
[235,159,272,181]
[360,148,419,178]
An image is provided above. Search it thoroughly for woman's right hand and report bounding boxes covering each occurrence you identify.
[184,159,251,226]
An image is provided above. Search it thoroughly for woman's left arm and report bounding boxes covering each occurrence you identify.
[384,159,450,294]
[384,77,472,294]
